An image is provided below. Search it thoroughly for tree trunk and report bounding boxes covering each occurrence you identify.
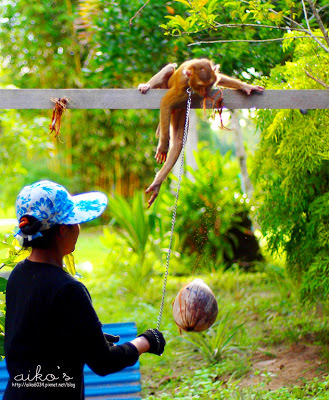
[230,110,254,198]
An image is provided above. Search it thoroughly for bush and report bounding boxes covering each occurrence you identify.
[0,235,30,358]
[159,146,262,270]
[252,35,329,302]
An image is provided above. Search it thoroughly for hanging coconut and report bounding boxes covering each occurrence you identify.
[172,279,218,332]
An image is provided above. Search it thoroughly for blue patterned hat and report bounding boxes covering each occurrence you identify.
[15,180,108,238]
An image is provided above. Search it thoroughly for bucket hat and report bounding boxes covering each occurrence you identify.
[15,180,108,239]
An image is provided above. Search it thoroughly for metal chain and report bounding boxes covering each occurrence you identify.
[156,88,192,330]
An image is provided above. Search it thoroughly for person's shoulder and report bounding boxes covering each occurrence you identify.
[8,258,31,280]
[57,275,91,301]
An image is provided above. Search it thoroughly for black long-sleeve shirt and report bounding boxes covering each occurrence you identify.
[4,259,139,399]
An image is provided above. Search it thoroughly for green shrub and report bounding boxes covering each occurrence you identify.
[0,235,29,358]
[159,146,262,270]
[252,35,329,302]
[181,312,246,364]
[106,191,166,278]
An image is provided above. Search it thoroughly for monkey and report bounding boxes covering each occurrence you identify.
[138,58,264,207]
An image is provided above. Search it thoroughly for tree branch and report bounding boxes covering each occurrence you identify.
[168,0,329,53]
[267,4,329,52]
[212,7,329,53]
[309,4,329,22]
[305,70,329,89]
[306,0,329,47]
[129,0,150,27]
[213,22,306,32]
[189,35,326,46]
[301,0,312,32]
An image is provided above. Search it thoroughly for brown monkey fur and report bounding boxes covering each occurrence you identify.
[138,58,264,207]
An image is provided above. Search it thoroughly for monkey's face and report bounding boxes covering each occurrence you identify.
[188,62,217,97]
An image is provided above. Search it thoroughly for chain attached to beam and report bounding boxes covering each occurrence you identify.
[156,87,192,330]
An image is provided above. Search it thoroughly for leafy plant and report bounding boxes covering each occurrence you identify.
[0,234,30,358]
[0,236,30,270]
[108,192,149,263]
[103,190,172,289]
[63,253,76,276]
[182,312,246,364]
[107,190,167,263]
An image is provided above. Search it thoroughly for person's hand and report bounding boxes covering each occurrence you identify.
[138,329,166,355]
[104,333,120,346]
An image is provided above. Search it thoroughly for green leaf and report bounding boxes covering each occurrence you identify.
[0,278,7,293]
[174,0,192,6]
[64,253,76,276]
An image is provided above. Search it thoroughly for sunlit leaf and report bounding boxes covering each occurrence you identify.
[174,0,191,6]
[64,253,76,276]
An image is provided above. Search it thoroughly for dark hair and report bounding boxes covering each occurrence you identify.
[20,216,61,249]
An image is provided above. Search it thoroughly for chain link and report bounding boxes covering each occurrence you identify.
[156,88,192,330]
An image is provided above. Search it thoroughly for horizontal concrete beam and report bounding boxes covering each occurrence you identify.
[0,89,327,109]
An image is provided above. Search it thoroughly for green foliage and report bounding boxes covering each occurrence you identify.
[108,191,153,262]
[182,312,246,363]
[102,190,172,291]
[0,235,30,358]
[159,146,254,269]
[252,36,329,302]
[83,0,188,87]
[160,0,291,76]
[0,0,81,88]
[109,190,171,257]
[162,0,220,34]
[0,110,51,208]
[161,0,329,78]
[0,236,30,270]
[63,253,76,276]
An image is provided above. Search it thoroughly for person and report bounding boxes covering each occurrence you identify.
[4,180,165,400]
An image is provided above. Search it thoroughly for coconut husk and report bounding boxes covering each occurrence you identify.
[172,279,218,333]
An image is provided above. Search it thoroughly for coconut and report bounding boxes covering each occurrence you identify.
[172,279,218,332]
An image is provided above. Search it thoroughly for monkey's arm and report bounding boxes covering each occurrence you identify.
[146,110,186,207]
[138,63,177,93]
[155,89,179,164]
[217,73,264,95]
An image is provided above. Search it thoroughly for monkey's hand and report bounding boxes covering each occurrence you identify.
[240,84,264,95]
[155,142,169,164]
[155,149,168,164]
[138,83,151,94]
[145,181,162,207]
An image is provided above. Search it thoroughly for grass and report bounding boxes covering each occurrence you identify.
[74,225,109,274]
